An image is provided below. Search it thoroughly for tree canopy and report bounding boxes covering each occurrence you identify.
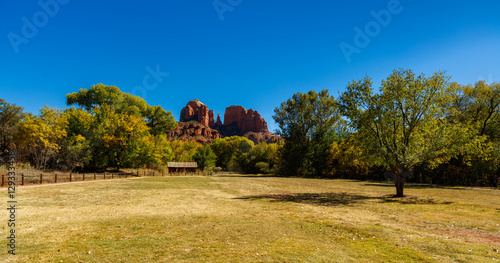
[273,89,343,177]
[339,69,488,196]
[66,84,176,135]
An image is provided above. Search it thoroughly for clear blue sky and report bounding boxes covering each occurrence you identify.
[1,0,499,132]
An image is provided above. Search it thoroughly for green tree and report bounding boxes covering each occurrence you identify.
[136,134,174,169]
[66,84,176,134]
[211,136,254,170]
[266,142,282,173]
[448,81,500,186]
[0,99,24,161]
[193,144,217,171]
[144,105,177,136]
[56,108,93,171]
[229,138,256,173]
[339,69,485,196]
[273,89,342,177]
[87,105,151,169]
[64,84,177,170]
[170,140,202,162]
[66,84,122,112]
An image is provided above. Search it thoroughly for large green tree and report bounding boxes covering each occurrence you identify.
[193,144,217,171]
[211,136,254,170]
[448,81,500,185]
[339,69,485,197]
[66,84,176,134]
[87,105,152,169]
[64,84,177,170]
[273,89,342,177]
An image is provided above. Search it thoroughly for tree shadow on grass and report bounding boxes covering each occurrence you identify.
[215,174,279,178]
[236,192,371,206]
[381,195,453,205]
[364,183,468,190]
[235,192,453,206]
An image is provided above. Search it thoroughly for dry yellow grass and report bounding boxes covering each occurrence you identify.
[0,175,499,262]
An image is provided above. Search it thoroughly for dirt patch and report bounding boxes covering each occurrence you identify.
[441,229,500,246]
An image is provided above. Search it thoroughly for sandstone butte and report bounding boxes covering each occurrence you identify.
[169,99,280,144]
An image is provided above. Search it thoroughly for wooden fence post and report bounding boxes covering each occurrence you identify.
[40,174,43,184]
[70,173,72,182]
[22,174,24,186]
[94,172,96,180]
[137,171,139,177]
[55,173,58,183]
[83,173,85,181]
[2,174,4,187]
[112,172,114,179]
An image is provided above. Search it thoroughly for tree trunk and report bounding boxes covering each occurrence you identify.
[393,166,408,197]
[395,179,405,197]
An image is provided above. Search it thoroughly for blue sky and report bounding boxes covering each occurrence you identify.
[1,0,499,132]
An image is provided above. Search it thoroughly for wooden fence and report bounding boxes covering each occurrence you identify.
[0,170,208,187]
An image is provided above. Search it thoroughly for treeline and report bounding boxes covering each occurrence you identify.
[1,69,499,196]
[0,84,281,174]
[273,69,499,196]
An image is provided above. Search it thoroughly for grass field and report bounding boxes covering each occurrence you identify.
[1,175,499,262]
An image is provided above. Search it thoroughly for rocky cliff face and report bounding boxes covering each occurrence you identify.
[168,122,221,144]
[179,99,214,127]
[173,100,279,144]
[215,113,222,127]
[223,106,268,134]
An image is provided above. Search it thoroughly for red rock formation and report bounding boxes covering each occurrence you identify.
[173,100,279,144]
[215,113,222,127]
[209,109,215,127]
[223,105,268,133]
[180,99,212,127]
[168,122,221,144]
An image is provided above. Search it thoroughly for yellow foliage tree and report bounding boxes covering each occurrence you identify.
[16,106,68,168]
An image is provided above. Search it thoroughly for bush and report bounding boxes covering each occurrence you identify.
[255,162,269,173]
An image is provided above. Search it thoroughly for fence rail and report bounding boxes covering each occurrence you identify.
[0,170,208,187]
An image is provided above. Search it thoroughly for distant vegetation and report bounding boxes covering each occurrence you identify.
[1,69,499,196]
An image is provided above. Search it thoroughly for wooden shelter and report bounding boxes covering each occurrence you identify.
[167,162,198,173]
